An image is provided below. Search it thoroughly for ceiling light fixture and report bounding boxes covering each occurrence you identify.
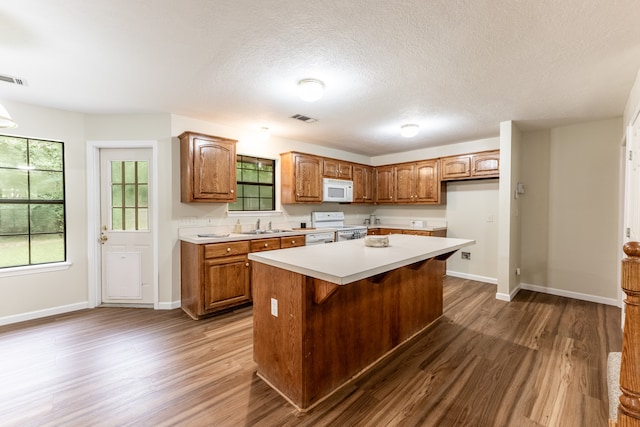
[259,127,270,141]
[400,124,419,138]
[297,79,324,102]
[0,103,17,128]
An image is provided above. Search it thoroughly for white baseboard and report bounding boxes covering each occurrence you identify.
[446,270,497,285]
[0,302,89,326]
[158,300,181,310]
[519,283,619,307]
[496,285,521,302]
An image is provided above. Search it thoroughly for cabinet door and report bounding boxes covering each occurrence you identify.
[294,154,323,202]
[324,159,353,179]
[471,151,500,178]
[394,163,415,203]
[415,160,440,203]
[440,155,471,181]
[203,255,250,312]
[180,132,238,202]
[353,165,374,203]
[375,165,395,203]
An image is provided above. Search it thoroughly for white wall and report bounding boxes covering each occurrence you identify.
[0,101,88,322]
[519,119,622,304]
[546,119,621,301]
[520,130,551,286]
[497,121,523,300]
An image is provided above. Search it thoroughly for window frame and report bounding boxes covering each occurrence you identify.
[228,155,276,212]
[0,135,67,269]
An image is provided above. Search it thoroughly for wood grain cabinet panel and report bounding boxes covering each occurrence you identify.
[375,165,395,204]
[250,238,281,253]
[180,240,251,319]
[280,152,323,203]
[323,159,353,180]
[353,164,375,204]
[203,255,251,313]
[179,131,237,202]
[471,151,500,177]
[441,150,500,181]
[280,235,304,249]
[393,159,442,204]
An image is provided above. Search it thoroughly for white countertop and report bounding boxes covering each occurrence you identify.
[248,234,475,285]
[366,224,447,232]
[180,228,334,244]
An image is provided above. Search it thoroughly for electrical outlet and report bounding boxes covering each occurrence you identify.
[410,220,424,228]
[461,252,471,260]
[270,298,278,317]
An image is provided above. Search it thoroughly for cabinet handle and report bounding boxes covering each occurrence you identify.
[245,262,249,267]
[264,243,268,247]
[226,247,231,252]
[292,240,296,244]
[230,189,234,193]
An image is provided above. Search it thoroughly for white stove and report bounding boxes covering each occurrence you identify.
[311,212,368,242]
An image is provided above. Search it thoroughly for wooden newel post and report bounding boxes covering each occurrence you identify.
[619,242,640,427]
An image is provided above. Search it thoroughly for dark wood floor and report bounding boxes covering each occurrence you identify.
[0,277,621,427]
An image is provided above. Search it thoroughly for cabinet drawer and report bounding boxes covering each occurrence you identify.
[204,241,249,258]
[250,238,282,252]
[281,235,304,248]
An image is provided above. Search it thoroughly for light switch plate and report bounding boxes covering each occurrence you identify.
[270,298,278,317]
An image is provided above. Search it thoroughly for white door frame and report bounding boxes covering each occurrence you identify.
[86,140,159,309]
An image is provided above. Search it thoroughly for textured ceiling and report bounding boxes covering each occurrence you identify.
[1,0,640,155]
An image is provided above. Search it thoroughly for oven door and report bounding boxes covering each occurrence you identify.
[305,232,336,245]
[336,229,367,241]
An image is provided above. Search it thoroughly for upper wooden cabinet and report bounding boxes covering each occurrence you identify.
[179,131,237,202]
[441,150,500,181]
[353,164,374,204]
[375,165,395,204]
[394,160,442,204]
[323,159,353,180]
[281,152,323,203]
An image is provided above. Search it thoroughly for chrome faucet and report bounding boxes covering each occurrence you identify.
[255,218,260,231]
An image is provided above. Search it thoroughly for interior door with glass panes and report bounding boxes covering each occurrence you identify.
[99,148,153,305]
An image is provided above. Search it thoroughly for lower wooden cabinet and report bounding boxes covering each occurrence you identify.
[181,235,305,319]
[368,228,447,237]
[181,240,251,320]
[402,229,447,237]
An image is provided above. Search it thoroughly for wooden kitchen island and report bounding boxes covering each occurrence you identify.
[249,234,475,411]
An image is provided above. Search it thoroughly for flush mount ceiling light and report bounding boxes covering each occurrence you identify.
[297,79,324,102]
[259,127,270,141]
[0,103,17,128]
[400,124,419,138]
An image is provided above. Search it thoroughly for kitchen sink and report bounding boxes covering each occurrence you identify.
[242,229,291,235]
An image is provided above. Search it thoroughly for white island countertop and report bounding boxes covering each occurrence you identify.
[248,234,475,285]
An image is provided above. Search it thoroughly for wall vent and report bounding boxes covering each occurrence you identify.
[0,74,27,86]
[290,114,317,123]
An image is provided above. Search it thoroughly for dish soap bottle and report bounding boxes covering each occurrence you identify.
[233,219,242,233]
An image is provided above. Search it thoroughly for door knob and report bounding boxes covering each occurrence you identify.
[99,233,108,244]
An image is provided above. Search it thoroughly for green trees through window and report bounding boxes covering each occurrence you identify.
[228,156,275,211]
[0,135,65,268]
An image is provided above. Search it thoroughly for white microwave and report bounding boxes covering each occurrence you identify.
[323,178,353,203]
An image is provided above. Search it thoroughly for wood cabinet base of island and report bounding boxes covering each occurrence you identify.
[252,255,449,411]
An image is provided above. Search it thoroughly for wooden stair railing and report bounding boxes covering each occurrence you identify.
[619,242,640,427]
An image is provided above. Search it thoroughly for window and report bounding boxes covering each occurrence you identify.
[110,161,148,231]
[228,155,275,211]
[0,135,65,268]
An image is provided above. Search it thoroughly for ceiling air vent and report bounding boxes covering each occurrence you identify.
[290,114,317,123]
[0,74,27,86]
